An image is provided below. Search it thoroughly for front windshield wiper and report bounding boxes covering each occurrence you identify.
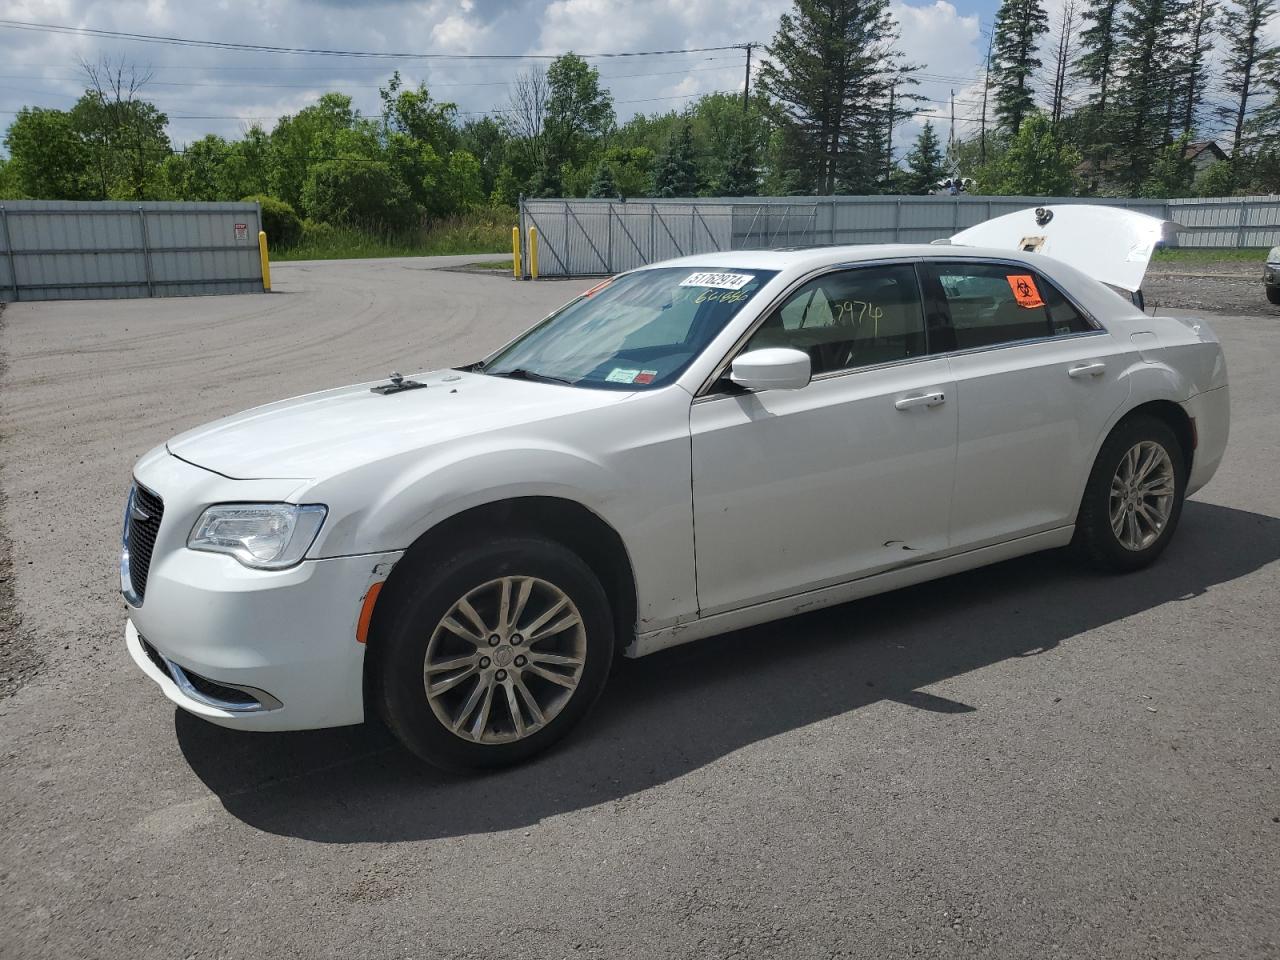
[487,367,575,386]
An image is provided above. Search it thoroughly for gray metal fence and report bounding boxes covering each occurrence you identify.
[0,200,266,302]
[519,194,1280,277]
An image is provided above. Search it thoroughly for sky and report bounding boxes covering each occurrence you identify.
[1,0,1020,158]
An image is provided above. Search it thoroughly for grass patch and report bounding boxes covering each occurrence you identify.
[1153,247,1270,263]
[468,259,518,271]
[274,208,514,262]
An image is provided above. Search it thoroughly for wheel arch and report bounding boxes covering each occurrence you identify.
[362,496,638,709]
[1110,399,1195,476]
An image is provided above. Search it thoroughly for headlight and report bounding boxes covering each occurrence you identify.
[188,503,327,569]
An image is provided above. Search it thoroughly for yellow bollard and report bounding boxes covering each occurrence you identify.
[512,226,520,279]
[528,226,539,280]
[258,230,271,291]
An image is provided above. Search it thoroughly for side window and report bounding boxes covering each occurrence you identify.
[744,264,926,376]
[1041,283,1095,335]
[933,262,1054,348]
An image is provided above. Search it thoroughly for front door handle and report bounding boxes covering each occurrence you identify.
[895,391,946,410]
[1068,362,1107,379]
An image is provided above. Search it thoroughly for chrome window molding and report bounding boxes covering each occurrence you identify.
[694,254,1108,401]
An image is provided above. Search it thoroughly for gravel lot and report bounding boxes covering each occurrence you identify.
[1,257,1277,960]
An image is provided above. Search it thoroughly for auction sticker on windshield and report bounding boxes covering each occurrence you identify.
[680,272,755,290]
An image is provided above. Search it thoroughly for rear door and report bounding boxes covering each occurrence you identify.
[925,259,1132,549]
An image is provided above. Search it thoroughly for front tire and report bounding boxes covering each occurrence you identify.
[1074,414,1187,573]
[375,536,614,770]
[1267,285,1280,305]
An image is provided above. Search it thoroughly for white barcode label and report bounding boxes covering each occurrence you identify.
[679,272,753,290]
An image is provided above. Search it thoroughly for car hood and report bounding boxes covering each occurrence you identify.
[167,370,634,480]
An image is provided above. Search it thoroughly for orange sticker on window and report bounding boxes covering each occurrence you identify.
[1006,274,1045,308]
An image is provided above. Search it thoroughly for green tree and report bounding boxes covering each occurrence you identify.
[717,127,760,196]
[1174,0,1217,136]
[1215,0,1279,158]
[2,107,92,199]
[244,195,304,248]
[458,116,509,196]
[270,93,376,211]
[441,150,485,212]
[1075,0,1123,115]
[1193,159,1238,195]
[0,158,21,199]
[587,161,619,198]
[758,0,916,194]
[379,73,458,153]
[1110,0,1187,189]
[544,54,615,170]
[301,159,417,232]
[990,0,1050,133]
[902,121,946,193]
[652,123,699,197]
[978,112,1081,194]
[1140,134,1196,196]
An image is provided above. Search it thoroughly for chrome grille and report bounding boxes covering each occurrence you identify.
[126,484,164,603]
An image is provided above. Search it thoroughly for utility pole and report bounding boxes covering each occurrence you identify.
[741,43,755,112]
[885,84,896,185]
[949,89,956,150]
[980,25,994,165]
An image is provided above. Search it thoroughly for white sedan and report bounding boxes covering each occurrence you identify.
[124,242,1229,769]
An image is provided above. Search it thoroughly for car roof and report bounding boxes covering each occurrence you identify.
[643,243,1042,273]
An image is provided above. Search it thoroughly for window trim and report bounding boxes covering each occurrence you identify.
[694,256,932,399]
[923,257,1105,354]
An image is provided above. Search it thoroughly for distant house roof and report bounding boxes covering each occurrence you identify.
[1184,140,1228,162]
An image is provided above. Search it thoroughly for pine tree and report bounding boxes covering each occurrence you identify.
[1111,0,1188,189]
[757,0,917,195]
[652,124,698,197]
[1174,0,1217,136]
[587,161,618,198]
[716,127,759,196]
[1215,0,1279,158]
[1075,0,1123,115]
[990,0,1049,133]
[903,121,946,193]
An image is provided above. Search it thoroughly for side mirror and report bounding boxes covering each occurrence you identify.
[730,348,812,392]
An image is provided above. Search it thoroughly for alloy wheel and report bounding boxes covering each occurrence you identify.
[1109,440,1176,551]
[423,576,587,744]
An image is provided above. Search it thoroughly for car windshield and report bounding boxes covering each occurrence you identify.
[480,267,778,390]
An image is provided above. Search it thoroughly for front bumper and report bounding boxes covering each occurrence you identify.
[126,547,401,731]
[123,449,402,731]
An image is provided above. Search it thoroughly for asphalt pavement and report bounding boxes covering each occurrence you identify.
[1,256,1277,959]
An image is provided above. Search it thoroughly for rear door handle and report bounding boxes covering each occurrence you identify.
[895,391,946,410]
[1068,362,1107,379]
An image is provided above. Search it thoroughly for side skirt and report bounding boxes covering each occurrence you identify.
[627,526,1075,657]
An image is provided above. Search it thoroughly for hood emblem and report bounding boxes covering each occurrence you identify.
[371,370,427,395]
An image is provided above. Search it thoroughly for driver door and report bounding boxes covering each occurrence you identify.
[689,262,958,616]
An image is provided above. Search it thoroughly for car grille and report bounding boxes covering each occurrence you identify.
[128,484,164,602]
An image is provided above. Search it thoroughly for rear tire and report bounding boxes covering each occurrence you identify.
[1074,414,1187,573]
[375,536,614,770]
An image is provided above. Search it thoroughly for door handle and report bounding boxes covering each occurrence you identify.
[894,391,946,410]
[1068,362,1107,379]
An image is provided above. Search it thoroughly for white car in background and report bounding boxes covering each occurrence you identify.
[123,222,1230,770]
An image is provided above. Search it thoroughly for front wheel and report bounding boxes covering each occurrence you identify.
[1074,415,1187,573]
[1266,285,1280,305]
[375,537,614,770]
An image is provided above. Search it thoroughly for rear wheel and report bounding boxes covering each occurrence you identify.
[375,537,614,770]
[1074,415,1186,572]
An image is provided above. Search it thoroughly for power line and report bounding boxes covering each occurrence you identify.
[0,19,746,61]
[0,63,742,93]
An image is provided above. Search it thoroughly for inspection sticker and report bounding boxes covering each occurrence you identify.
[605,368,641,384]
[680,271,753,290]
[634,370,658,385]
